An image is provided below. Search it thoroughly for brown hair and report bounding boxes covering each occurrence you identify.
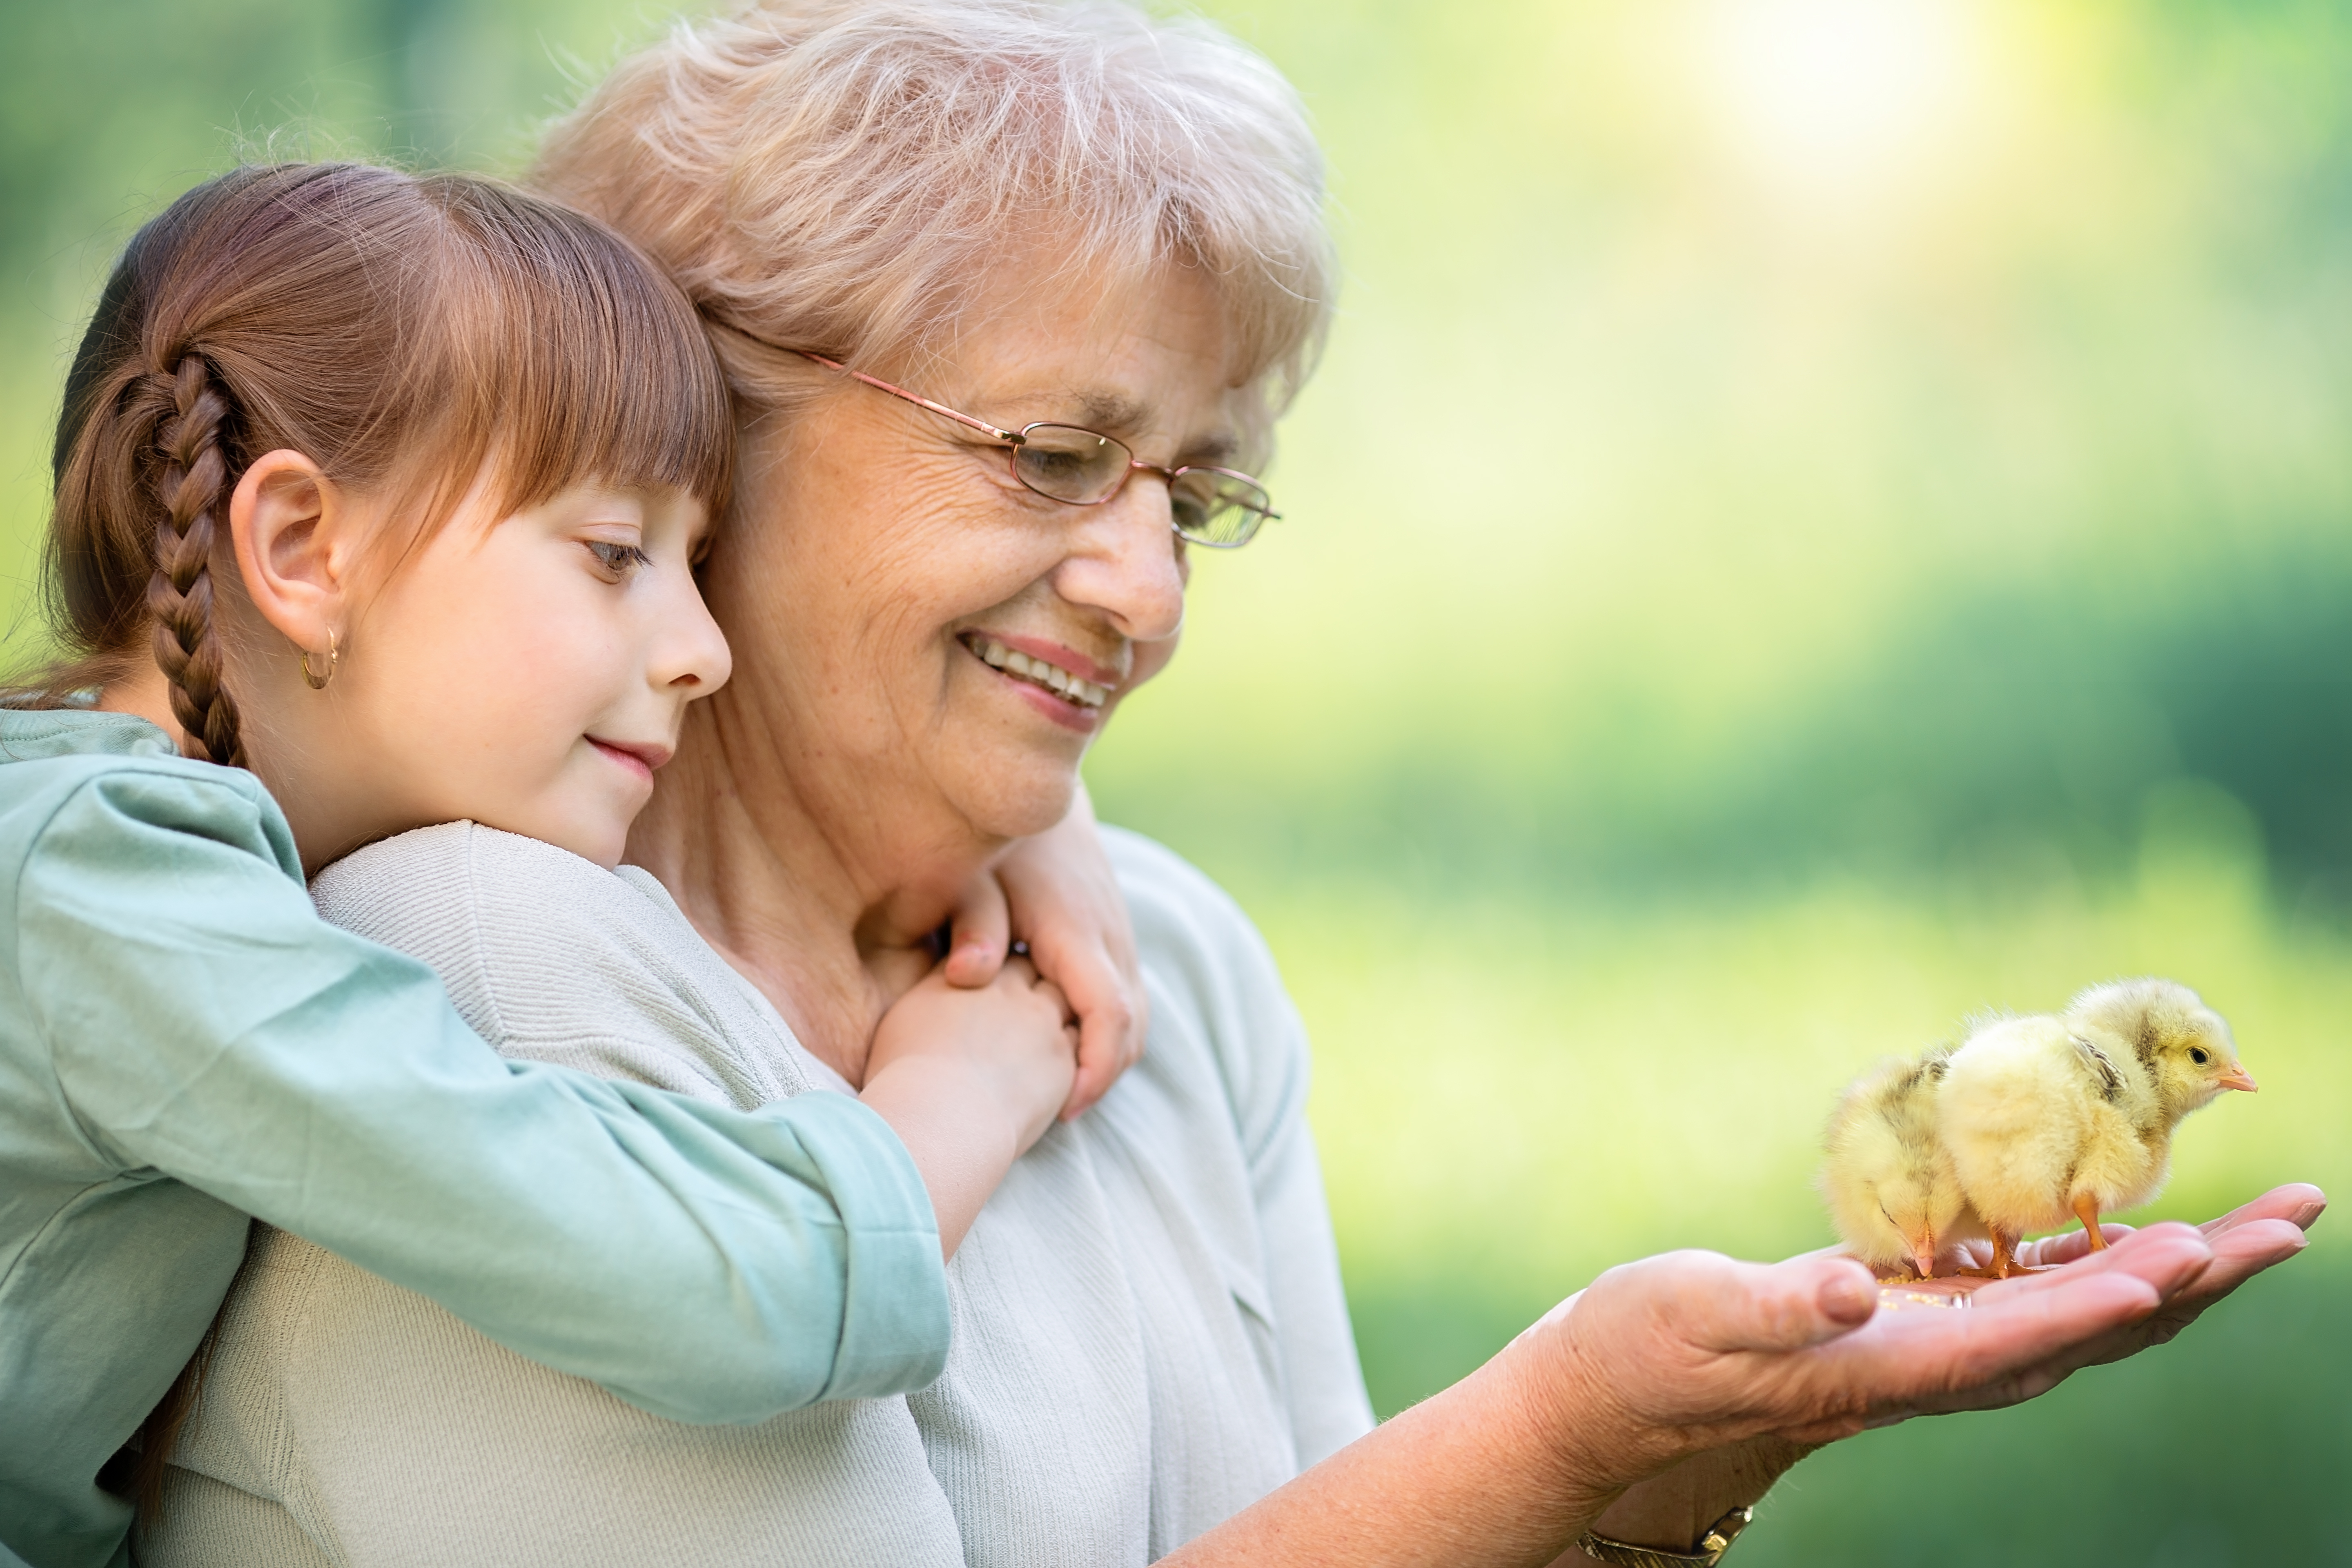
[33,161,733,763]
[33,161,731,1521]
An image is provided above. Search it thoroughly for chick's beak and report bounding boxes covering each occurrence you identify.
[1913,1246,1939,1281]
[2217,1066,2260,1092]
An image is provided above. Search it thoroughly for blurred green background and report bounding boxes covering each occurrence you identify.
[3,0,2346,1561]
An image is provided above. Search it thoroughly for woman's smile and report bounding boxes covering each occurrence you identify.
[959,630,1118,722]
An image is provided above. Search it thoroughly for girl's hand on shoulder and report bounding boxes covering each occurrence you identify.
[869,958,1079,1163]
[944,783,1146,1120]
[863,958,1081,1258]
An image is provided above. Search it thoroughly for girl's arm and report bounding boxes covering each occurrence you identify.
[947,782,1148,1118]
[20,764,947,1424]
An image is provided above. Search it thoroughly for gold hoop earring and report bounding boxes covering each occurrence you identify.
[300,628,340,691]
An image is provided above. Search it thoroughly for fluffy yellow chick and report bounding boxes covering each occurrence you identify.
[1819,1048,1988,1281]
[1938,979,2258,1277]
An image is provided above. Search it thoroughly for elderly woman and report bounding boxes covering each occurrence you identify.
[154,1,2318,1564]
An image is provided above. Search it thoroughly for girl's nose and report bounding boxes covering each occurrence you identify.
[650,573,734,697]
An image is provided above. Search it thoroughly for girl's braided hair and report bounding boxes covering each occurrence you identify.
[143,354,242,762]
[32,161,733,765]
[30,160,734,1521]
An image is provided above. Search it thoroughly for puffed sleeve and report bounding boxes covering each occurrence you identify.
[20,765,947,1424]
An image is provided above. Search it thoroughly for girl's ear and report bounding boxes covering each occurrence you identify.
[228,450,352,658]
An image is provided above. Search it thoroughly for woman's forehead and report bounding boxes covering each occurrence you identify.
[943,266,1239,437]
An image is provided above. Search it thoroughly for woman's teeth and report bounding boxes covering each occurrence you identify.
[969,636,1108,708]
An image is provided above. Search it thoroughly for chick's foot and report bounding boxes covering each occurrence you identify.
[2072,1194,2109,1251]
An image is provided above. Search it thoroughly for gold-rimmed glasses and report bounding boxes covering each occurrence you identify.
[723,324,1279,548]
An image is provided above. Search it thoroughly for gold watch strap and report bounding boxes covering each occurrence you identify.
[1575,1505,1754,1568]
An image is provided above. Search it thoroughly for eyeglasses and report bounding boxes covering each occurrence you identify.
[722,323,1279,548]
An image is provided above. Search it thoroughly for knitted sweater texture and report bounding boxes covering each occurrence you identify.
[149,822,1372,1568]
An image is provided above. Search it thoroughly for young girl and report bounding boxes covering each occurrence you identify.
[1,161,1135,1568]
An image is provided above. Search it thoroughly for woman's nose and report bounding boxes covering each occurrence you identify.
[1054,474,1187,643]
[650,572,735,697]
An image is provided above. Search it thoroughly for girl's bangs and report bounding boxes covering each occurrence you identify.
[429,178,734,527]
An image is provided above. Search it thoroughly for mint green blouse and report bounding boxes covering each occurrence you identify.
[0,711,950,1568]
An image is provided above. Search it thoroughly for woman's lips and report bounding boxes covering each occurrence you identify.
[960,632,1116,708]
[960,635,1105,734]
[588,737,671,782]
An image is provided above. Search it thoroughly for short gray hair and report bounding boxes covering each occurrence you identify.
[531,0,1334,461]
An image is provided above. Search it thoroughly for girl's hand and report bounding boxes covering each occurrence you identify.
[943,783,1146,1120]
[862,957,1081,1258]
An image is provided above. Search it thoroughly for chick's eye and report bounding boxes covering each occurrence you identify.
[2190,1047,2210,1065]
[585,540,651,575]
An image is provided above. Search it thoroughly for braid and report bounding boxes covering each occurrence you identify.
[143,355,245,767]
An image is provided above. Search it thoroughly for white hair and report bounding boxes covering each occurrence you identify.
[531,0,1333,461]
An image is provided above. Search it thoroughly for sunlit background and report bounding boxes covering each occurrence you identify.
[5,0,2348,1561]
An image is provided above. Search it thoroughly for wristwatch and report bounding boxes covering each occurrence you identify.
[1575,1505,1754,1568]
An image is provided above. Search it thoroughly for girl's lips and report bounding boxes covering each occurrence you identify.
[588,737,671,782]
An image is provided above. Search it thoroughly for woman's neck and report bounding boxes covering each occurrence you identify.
[625,693,999,1085]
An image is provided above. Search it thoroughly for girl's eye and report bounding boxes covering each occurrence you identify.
[585,540,652,576]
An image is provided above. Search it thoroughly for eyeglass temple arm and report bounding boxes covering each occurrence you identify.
[715,324,1278,520]
[792,351,1026,447]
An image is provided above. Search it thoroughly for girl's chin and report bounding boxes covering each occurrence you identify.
[477,786,639,869]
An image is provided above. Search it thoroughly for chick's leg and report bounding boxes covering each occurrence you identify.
[2071,1192,2108,1252]
[1957,1230,2022,1279]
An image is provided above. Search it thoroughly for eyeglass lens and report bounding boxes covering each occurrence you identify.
[1011,424,1273,549]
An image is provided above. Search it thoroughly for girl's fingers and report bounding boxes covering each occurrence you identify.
[1029,975,1074,1024]
[942,873,1012,987]
[1057,944,1138,1120]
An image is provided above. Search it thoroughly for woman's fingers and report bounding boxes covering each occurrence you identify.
[2017,1225,2128,1268]
[1835,1229,2215,1424]
[1979,1222,2211,1302]
[942,872,1012,987]
[1531,1217,2261,1494]
[2008,1183,2321,1276]
[2202,1216,2312,1277]
[1833,1266,2168,1421]
[1647,1253,1880,1356]
[2199,1182,2328,1242]
[2067,1215,2312,1367]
